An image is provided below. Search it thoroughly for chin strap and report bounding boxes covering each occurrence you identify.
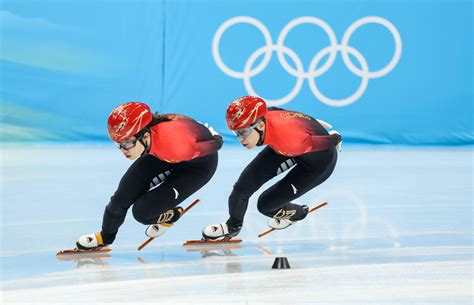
[137,127,151,156]
[139,137,149,156]
[254,119,266,146]
[255,128,265,146]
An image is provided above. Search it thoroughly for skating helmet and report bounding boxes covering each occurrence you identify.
[226,96,267,130]
[107,102,153,142]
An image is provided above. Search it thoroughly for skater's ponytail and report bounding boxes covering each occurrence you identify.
[149,112,172,127]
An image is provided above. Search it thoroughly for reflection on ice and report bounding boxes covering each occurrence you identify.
[1,146,472,304]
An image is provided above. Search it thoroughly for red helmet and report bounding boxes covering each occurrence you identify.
[107,102,153,142]
[226,96,267,130]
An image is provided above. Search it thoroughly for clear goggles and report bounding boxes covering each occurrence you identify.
[115,128,149,150]
[115,137,139,150]
[232,121,261,139]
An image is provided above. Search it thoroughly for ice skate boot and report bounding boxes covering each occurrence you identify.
[202,223,241,240]
[76,232,107,250]
[268,205,309,230]
[145,206,184,238]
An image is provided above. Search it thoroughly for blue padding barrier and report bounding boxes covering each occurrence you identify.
[1,0,472,144]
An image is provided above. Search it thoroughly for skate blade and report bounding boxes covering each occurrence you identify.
[183,238,242,246]
[138,198,201,251]
[56,247,112,256]
[258,201,329,238]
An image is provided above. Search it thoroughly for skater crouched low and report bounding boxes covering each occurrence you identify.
[77,102,222,250]
[202,96,342,240]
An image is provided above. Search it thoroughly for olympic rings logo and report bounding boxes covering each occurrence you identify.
[212,16,402,107]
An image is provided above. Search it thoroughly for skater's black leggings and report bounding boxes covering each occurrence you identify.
[227,146,337,228]
[101,153,218,244]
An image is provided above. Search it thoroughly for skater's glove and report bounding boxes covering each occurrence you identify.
[204,123,220,137]
[316,119,333,130]
[329,130,342,152]
[204,123,223,145]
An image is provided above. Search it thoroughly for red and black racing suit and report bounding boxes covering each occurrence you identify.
[226,108,341,230]
[101,114,222,244]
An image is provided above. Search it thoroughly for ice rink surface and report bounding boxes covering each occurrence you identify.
[1,145,472,304]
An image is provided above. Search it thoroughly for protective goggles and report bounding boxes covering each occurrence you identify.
[232,121,261,139]
[115,128,149,150]
[115,137,139,150]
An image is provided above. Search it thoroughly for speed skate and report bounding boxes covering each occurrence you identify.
[183,238,242,246]
[258,201,328,238]
[56,247,112,256]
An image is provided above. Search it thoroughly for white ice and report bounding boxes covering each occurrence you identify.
[1,145,472,304]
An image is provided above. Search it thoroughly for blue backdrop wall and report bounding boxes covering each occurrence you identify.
[1,0,472,144]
